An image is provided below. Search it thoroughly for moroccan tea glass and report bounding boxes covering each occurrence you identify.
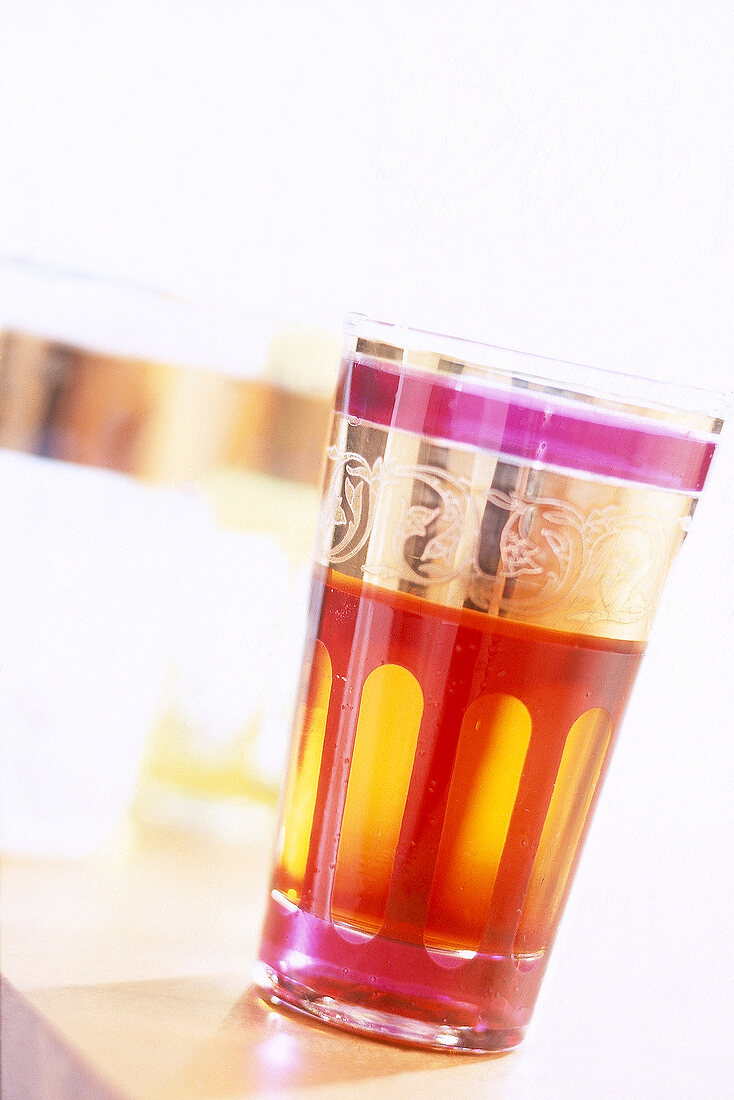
[254,315,725,1052]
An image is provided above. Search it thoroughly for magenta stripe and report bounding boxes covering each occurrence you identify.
[338,357,715,493]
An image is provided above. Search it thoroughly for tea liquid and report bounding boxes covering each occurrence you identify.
[259,567,643,1044]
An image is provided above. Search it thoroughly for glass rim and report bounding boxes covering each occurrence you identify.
[344,313,731,422]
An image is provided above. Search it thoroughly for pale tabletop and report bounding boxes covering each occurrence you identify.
[0,787,729,1100]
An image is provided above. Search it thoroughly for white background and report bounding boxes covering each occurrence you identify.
[2,3,733,1096]
[1,1,732,389]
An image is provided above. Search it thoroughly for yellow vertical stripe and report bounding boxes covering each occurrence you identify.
[331,665,423,934]
[515,707,612,954]
[425,694,532,953]
[278,640,332,897]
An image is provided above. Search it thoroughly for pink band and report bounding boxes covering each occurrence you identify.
[337,356,715,493]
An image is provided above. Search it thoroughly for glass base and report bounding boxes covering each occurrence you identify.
[253,961,524,1054]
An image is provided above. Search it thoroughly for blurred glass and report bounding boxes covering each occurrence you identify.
[0,259,339,853]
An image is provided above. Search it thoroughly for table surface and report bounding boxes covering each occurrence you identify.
[1,787,731,1100]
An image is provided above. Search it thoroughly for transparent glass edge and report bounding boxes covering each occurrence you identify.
[344,313,732,423]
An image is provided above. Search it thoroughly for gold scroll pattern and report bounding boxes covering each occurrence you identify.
[318,430,693,640]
